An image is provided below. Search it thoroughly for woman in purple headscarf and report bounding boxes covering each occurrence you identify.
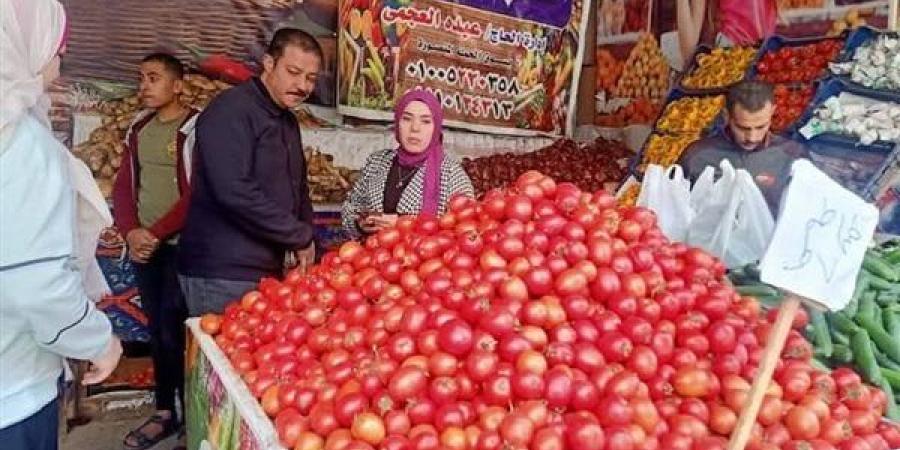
[342,89,474,238]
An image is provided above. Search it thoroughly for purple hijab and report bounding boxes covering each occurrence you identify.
[394,89,444,216]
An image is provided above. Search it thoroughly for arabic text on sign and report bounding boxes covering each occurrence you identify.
[425,87,516,121]
[759,159,879,311]
[381,6,441,29]
[404,59,522,97]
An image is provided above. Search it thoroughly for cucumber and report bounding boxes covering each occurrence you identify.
[874,377,900,421]
[887,368,900,390]
[850,329,882,383]
[856,314,900,363]
[831,344,853,364]
[885,310,900,338]
[735,283,780,298]
[831,330,850,346]
[830,313,860,335]
[843,274,867,317]
[875,348,900,371]
[866,272,896,291]
[856,291,878,322]
[864,252,899,282]
[884,247,900,265]
[809,310,833,358]
[876,291,900,307]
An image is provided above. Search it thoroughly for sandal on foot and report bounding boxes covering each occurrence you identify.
[123,413,178,450]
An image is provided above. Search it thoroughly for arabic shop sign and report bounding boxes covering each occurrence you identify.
[337,0,590,136]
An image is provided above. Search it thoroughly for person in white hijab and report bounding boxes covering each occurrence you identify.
[1,1,123,447]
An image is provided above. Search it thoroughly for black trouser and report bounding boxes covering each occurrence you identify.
[135,243,187,418]
[0,399,59,450]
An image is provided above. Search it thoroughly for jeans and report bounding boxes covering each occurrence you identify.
[0,398,59,450]
[178,275,258,316]
[134,244,187,416]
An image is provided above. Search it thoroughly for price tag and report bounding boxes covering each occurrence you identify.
[759,159,879,311]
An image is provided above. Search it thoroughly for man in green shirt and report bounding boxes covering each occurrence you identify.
[112,53,199,450]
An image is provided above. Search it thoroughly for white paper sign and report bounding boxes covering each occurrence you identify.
[759,159,879,311]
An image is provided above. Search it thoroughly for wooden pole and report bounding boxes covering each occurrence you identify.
[727,295,802,450]
[890,0,898,32]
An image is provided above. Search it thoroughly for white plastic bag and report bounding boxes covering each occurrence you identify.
[637,164,694,241]
[687,160,775,268]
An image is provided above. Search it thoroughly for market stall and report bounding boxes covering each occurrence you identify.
[622,25,900,232]
[185,170,900,450]
[38,0,900,445]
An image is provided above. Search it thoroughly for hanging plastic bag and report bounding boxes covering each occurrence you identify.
[687,160,775,268]
[637,164,694,241]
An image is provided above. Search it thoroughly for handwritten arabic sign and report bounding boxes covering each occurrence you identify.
[337,0,590,136]
[760,159,879,311]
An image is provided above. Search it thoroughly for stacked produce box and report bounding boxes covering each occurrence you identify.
[594,34,670,128]
[630,27,900,210]
[191,172,900,450]
[632,45,756,174]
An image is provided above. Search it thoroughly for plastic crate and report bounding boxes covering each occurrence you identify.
[832,26,900,98]
[835,26,899,63]
[770,81,820,135]
[747,34,847,83]
[628,89,726,179]
[651,89,727,135]
[679,45,758,94]
[791,77,900,144]
[802,134,897,199]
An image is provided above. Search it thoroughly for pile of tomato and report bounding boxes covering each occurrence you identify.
[756,40,844,84]
[199,171,900,450]
[772,84,816,133]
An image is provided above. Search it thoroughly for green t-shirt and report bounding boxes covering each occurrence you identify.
[137,113,184,232]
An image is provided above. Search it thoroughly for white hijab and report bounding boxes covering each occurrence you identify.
[1,0,112,300]
[0,0,64,133]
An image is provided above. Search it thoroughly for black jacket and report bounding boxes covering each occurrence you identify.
[677,131,808,213]
[178,78,314,282]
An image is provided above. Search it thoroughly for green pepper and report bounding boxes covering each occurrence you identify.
[809,310,832,358]
[864,252,899,282]
[850,329,882,383]
[856,314,900,362]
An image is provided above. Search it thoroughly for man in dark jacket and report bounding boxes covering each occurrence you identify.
[677,80,808,213]
[177,28,321,315]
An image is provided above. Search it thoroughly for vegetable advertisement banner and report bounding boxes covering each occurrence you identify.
[337,0,592,136]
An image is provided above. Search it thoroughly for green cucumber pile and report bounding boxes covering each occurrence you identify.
[729,242,900,421]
